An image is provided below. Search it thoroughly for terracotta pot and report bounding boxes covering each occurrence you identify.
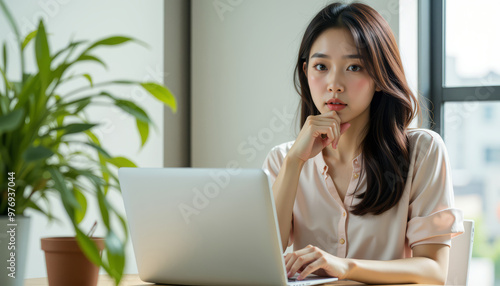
[41,237,105,286]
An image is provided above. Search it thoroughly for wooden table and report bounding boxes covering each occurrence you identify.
[25,274,441,285]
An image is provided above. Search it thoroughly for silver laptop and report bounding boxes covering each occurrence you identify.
[118,167,338,286]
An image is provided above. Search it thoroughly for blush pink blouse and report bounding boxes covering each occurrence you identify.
[262,128,464,260]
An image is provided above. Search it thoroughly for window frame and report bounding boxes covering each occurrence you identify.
[418,0,500,134]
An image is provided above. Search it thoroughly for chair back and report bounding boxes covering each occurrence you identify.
[446,220,474,285]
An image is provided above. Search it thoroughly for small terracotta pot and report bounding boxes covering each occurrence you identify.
[41,237,105,286]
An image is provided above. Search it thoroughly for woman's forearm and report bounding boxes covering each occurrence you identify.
[272,155,305,253]
[344,245,449,285]
[345,257,443,284]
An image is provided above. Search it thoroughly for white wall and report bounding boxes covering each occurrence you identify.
[399,0,419,128]
[0,0,164,278]
[191,0,401,169]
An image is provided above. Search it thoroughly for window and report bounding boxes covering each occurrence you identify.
[445,0,500,87]
[420,0,500,285]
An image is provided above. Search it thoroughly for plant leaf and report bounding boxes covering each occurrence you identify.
[105,231,125,282]
[11,81,22,95]
[15,74,38,109]
[22,145,54,162]
[2,42,6,72]
[35,20,51,88]
[85,142,111,158]
[77,54,107,69]
[136,119,149,147]
[24,200,62,223]
[0,108,24,134]
[140,82,177,113]
[96,186,110,229]
[85,36,145,52]
[51,123,98,136]
[22,30,37,51]
[50,63,70,82]
[75,227,102,266]
[65,166,106,187]
[55,95,91,109]
[74,98,91,114]
[107,156,137,168]
[82,74,93,87]
[52,40,87,61]
[114,99,151,123]
[0,95,9,115]
[0,66,12,94]
[48,167,80,214]
[73,186,87,224]
[85,129,101,145]
[101,163,110,195]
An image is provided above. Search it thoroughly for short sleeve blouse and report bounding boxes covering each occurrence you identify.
[261,128,464,260]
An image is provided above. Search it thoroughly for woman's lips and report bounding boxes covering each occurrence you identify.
[326,103,347,111]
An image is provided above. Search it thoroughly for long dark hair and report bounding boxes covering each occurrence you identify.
[293,2,421,216]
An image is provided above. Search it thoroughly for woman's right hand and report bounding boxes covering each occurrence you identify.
[288,111,351,163]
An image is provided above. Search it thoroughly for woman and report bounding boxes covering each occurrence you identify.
[262,2,464,284]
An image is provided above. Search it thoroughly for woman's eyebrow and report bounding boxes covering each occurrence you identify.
[311,52,362,59]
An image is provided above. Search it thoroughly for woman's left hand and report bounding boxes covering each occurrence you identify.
[284,244,350,280]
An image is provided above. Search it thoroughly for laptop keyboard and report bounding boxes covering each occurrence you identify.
[286,272,339,284]
[288,275,324,282]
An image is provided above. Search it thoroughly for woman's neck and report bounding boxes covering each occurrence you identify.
[322,110,369,164]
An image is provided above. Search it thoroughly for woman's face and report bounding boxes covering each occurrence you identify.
[303,28,381,124]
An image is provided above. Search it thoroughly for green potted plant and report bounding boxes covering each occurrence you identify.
[0,1,176,285]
